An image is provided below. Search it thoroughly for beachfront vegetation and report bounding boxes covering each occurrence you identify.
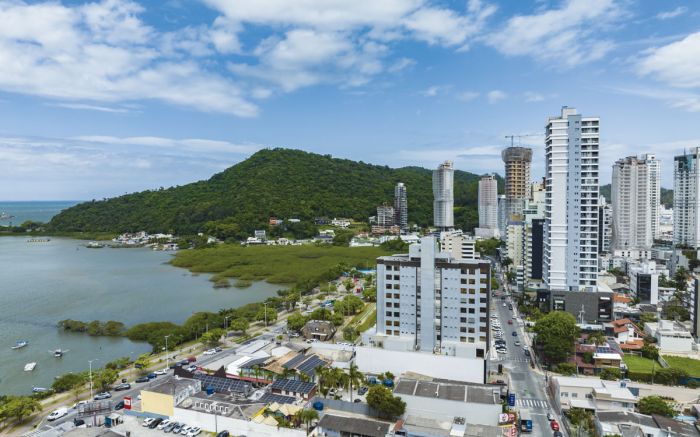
[48,149,495,235]
[0,396,41,424]
[58,319,125,336]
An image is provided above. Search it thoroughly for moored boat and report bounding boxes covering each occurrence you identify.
[11,340,28,349]
[24,362,36,371]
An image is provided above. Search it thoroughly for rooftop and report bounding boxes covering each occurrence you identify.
[393,378,499,405]
[178,391,265,420]
[145,377,201,395]
[271,378,316,394]
[318,414,391,437]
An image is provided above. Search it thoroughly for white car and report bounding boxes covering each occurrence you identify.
[203,349,216,355]
[47,407,68,421]
[155,368,168,375]
[187,426,202,436]
[158,419,171,430]
[180,425,192,435]
[142,418,155,427]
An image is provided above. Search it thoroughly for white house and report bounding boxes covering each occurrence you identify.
[644,320,694,353]
[551,376,638,413]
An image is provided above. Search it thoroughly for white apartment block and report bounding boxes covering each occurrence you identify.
[506,220,525,269]
[375,236,490,358]
[644,154,661,240]
[439,231,477,260]
[611,155,658,250]
[433,161,455,230]
[478,175,499,230]
[544,106,600,292]
[599,197,612,253]
[674,147,700,248]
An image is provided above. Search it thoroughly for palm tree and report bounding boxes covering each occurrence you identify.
[346,363,364,402]
[296,408,319,435]
[587,331,606,346]
[314,365,329,397]
[327,367,346,398]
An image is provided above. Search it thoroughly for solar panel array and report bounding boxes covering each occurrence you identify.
[242,357,268,368]
[258,393,297,405]
[271,378,316,394]
[194,374,251,394]
[296,355,327,376]
[596,346,613,354]
[282,354,306,369]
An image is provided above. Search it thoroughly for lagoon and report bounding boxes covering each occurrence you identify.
[0,236,281,395]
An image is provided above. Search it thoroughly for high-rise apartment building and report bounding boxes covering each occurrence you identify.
[376,204,395,227]
[394,182,408,233]
[598,197,612,254]
[611,155,658,250]
[644,154,661,240]
[433,161,454,230]
[502,147,532,223]
[375,236,490,357]
[673,147,700,248]
[478,175,498,230]
[440,231,477,260]
[543,107,599,292]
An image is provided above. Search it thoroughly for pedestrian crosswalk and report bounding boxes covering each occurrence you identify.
[516,398,550,409]
[492,355,531,363]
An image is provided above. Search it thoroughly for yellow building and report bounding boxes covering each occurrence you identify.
[141,378,201,417]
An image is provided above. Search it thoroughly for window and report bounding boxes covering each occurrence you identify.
[476,348,484,358]
[571,393,578,398]
[385,311,391,316]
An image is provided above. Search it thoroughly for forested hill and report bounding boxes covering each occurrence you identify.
[49,148,500,237]
[600,183,673,208]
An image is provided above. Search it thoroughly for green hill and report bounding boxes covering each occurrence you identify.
[600,183,673,208]
[49,148,501,237]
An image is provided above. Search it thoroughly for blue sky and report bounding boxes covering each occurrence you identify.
[0,0,699,200]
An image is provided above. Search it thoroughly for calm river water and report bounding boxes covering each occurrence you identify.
[0,236,280,395]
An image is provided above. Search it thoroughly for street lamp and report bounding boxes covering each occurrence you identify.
[88,359,98,399]
[164,335,171,370]
[224,316,231,331]
[263,302,268,327]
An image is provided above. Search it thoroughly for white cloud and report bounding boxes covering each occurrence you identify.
[656,6,687,20]
[638,32,700,89]
[524,92,544,102]
[611,86,700,112]
[387,57,416,73]
[487,0,621,67]
[487,90,507,104]
[457,91,479,102]
[48,103,130,113]
[74,135,261,154]
[0,0,257,117]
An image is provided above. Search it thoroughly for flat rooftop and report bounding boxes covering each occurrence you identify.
[146,377,200,395]
[178,391,265,420]
[394,378,499,404]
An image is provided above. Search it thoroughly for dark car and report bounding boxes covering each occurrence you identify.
[73,418,86,427]
[114,383,131,391]
[147,373,157,379]
[164,422,178,433]
[148,418,163,429]
[114,401,125,410]
[179,360,190,366]
[512,331,517,337]
[135,376,149,383]
[553,432,563,437]
[358,386,368,396]
[216,432,230,437]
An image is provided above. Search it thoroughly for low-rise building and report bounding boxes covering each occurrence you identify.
[301,320,336,341]
[596,411,700,437]
[644,320,695,353]
[317,414,391,437]
[270,378,317,401]
[551,376,638,413]
[140,377,201,417]
[331,218,351,228]
[605,318,645,352]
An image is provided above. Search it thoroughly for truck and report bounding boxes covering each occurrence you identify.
[519,409,533,433]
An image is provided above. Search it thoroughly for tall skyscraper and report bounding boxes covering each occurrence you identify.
[673,147,700,248]
[433,161,454,230]
[611,155,658,250]
[478,175,498,229]
[598,197,612,254]
[376,236,490,357]
[394,182,408,233]
[502,146,533,221]
[543,107,599,292]
[644,154,661,240]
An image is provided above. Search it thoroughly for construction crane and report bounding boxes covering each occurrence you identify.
[504,134,538,147]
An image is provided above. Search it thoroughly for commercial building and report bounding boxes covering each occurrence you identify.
[433,161,454,230]
[374,236,490,359]
[478,175,499,230]
[394,182,408,233]
[544,106,600,292]
[674,147,700,248]
[611,155,659,250]
[628,261,662,304]
[140,378,202,417]
[550,376,638,413]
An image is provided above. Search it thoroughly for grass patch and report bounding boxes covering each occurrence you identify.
[356,308,377,334]
[233,279,253,288]
[663,356,700,377]
[623,355,658,374]
[172,244,386,286]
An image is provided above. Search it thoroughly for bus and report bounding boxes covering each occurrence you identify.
[519,409,533,433]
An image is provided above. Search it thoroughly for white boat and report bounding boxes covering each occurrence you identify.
[24,362,37,371]
[32,387,49,393]
[51,349,69,357]
[11,340,28,349]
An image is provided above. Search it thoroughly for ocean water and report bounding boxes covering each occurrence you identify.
[0,200,80,226]
[0,236,282,395]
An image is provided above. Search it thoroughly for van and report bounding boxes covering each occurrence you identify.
[47,407,68,421]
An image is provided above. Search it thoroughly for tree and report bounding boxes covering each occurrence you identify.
[287,312,308,332]
[93,368,119,392]
[52,373,86,393]
[654,368,688,386]
[346,363,364,402]
[599,368,620,381]
[638,396,675,417]
[554,363,576,376]
[639,313,657,328]
[1,396,40,424]
[295,408,319,435]
[587,331,606,346]
[534,312,580,364]
[366,385,406,419]
[228,318,249,334]
[568,408,592,434]
[200,328,225,347]
[362,287,376,302]
[641,343,659,360]
[134,353,152,375]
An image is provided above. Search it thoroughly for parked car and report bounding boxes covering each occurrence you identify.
[73,418,86,428]
[216,431,230,437]
[187,356,197,362]
[553,431,563,437]
[164,422,178,433]
[550,420,560,431]
[172,423,184,433]
[47,408,68,421]
[149,418,163,429]
[358,386,368,395]
[187,426,202,436]
[94,392,111,400]
[179,359,190,366]
[546,413,555,421]
[147,372,157,379]
[142,418,155,427]
[203,349,216,355]
[155,369,168,375]
[114,383,131,391]
[114,401,125,410]
[135,376,149,383]
[158,420,171,430]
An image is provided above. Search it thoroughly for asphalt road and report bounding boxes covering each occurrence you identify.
[491,291,566,437]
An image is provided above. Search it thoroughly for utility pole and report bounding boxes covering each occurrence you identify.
[224,316,231,331]
[88,359,98,399]
[264,302,268,327]
[164,335,171,371]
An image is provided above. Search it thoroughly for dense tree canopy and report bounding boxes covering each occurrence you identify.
[48,149,498,235]
[366,385,406,419]
[638,396,675,417]
[534,311,580,364]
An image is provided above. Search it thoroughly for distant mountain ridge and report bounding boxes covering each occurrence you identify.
[600,184,673,208]
[49,148,502,236]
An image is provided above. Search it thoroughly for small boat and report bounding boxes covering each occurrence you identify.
[51,349,69,357]
[11,340,28,349]
[24,362,36,371]
[0,212,14,220]
[32,387,49,393]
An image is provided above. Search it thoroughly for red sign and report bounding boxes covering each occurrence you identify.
[123,396,132,410]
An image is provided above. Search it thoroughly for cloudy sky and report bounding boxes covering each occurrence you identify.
[0,0,698,200]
